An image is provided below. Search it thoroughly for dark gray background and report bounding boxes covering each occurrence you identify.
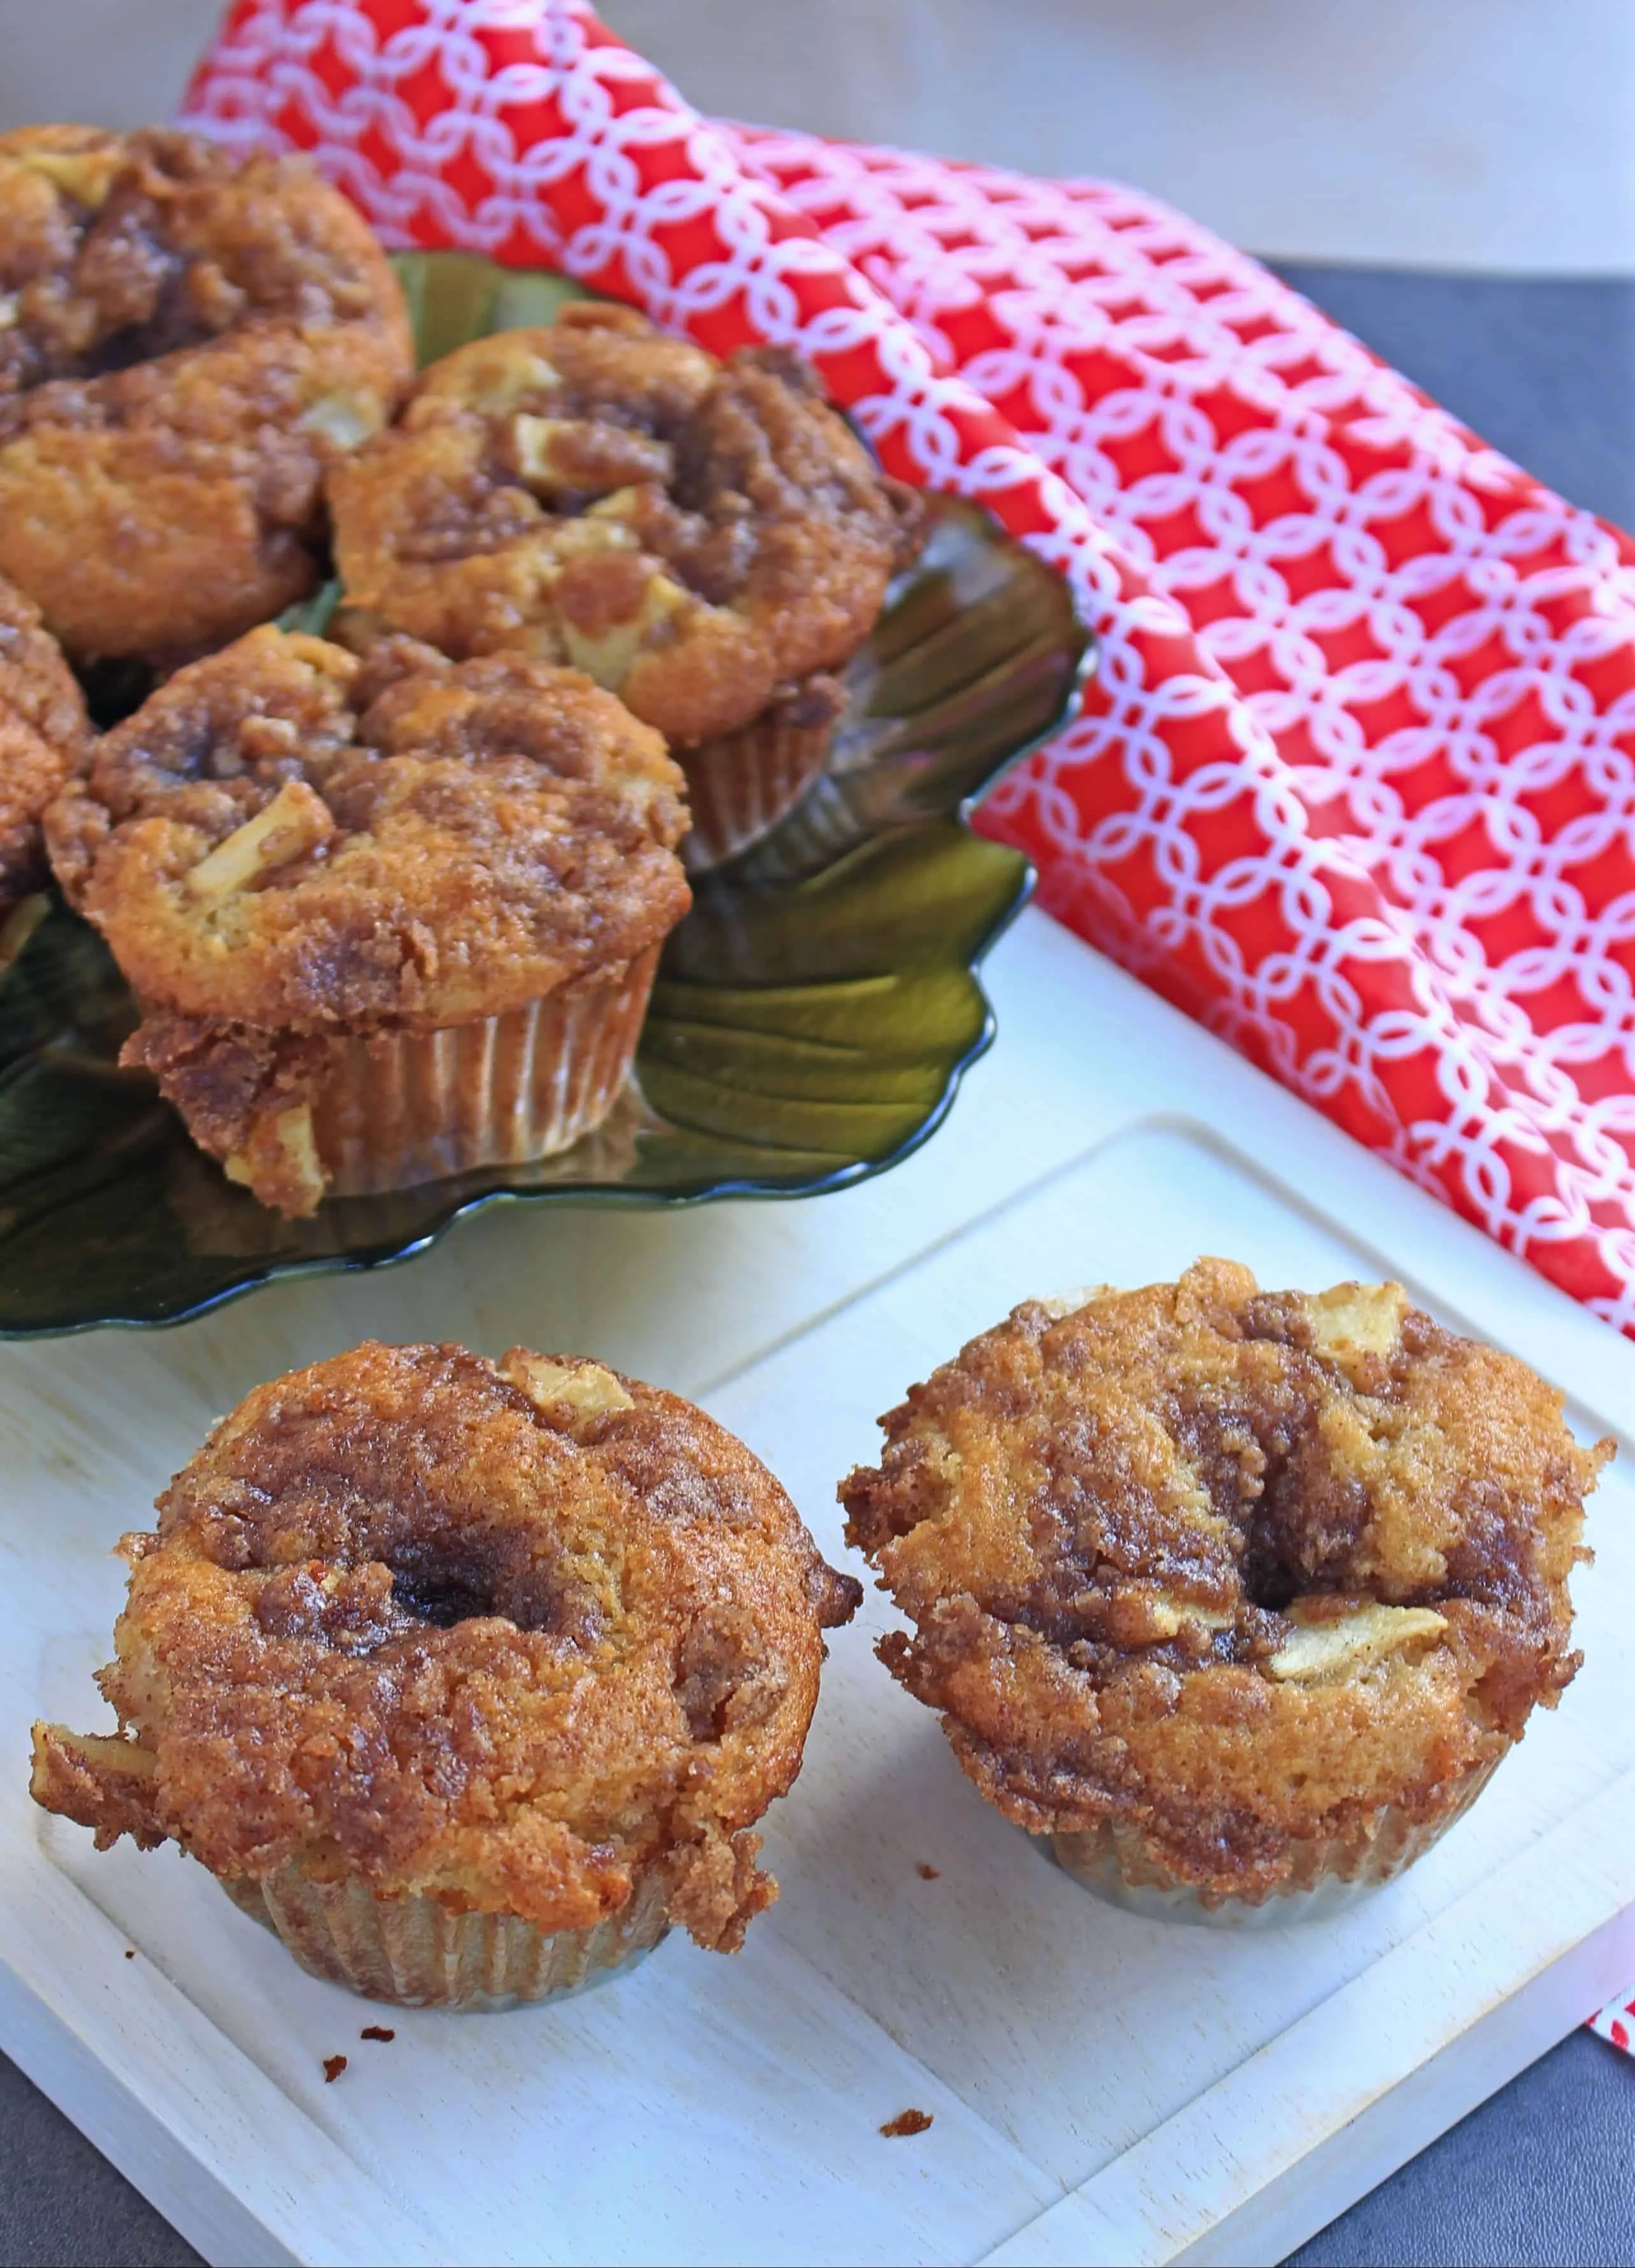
[4,266,1633,2265]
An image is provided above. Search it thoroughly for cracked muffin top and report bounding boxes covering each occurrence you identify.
[0,572,88,910]
[31,1340,862,1948]
[840,1259,1610,1898]
[45,624,691,1033]
[327,303,924,745]
[0,125,412,659]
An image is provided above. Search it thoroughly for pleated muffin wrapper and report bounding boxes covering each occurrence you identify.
[1047,1752,1504,1929]
[677,690,839,874]
[220,1861,674,2010]
[308,945,660,1198]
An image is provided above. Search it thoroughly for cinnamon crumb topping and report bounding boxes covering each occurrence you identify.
[0,571,87,907]
[329,304,924,747]
[0,126,411,661]
[840,1258,1610,1899]
[43,625,691,1209]
[32,1341,861,1951]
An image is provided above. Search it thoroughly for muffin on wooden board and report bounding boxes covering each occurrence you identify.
[32,1340,861,2008]
[329,304,924,867]
[840,1259,1610,1922]
[0,125,412,663]
[45,625,691,1214]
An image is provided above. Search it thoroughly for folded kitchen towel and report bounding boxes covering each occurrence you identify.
[184,0,1635,1340]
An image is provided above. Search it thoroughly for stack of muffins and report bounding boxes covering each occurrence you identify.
[6,124,1615,2020]
[0,123,922,1218]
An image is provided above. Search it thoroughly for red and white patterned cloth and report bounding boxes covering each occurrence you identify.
[1590,1986,1635,2057]
[183,0,1635,1341]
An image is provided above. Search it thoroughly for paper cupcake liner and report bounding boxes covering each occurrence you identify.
[309,947,660,1198]
[220,1862,673,2010]
[679,710,835,873]
[1048,1752,1504,1928]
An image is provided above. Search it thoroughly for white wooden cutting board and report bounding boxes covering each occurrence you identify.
[2,905,1631,2268]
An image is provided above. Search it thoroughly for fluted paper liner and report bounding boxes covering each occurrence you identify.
[1049,1752,1504,1929]
[221,1861,672,2009]
[679,713,835,873]
[309,947,660,1197]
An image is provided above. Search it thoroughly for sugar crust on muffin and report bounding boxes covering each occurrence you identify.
[32,1341,862,1950]
[840,1258,1610,1899]
[0,125,413,660]
[328,304,923,747]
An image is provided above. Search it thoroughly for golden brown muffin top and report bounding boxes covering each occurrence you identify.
[0,125,412,658]
[329,304,923,745]
[841,1259,1610,1898]
[32,1341,861,1947]
[46,624,691,1032]
[0,125,398,397]
[0,573,88,906]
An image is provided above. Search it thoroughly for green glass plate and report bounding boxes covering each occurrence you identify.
[0,251,1093,1334]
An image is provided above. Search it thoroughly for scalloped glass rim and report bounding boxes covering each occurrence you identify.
[0,250,1094,1335]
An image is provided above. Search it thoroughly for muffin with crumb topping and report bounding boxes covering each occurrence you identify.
[32,1339,861,2007]
[0,124,411,663]
[328,303,924,868]
[0,571,88,947]
[44,623,690,1215]
[840,1259,1610,1922]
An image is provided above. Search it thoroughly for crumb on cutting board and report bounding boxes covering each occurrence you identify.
[360,2025,395,2042]
[916,1863,940,1880]
[322,2054,348,2083]
[123,1948,135,1959]
[880,2108,933,2138]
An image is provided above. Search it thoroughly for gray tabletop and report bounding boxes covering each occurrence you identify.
[3,265,1633,2267]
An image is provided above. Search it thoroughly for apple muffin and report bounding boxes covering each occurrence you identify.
[44,624,691,1215]
[0,572,88,931]
[840,1260,1611,1920]
[0,124,412,662]
[328,304,924,866]
[32,1340,862,2006]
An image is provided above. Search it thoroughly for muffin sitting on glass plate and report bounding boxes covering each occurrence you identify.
[45,626,691,1215]
[328,303,925,868]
